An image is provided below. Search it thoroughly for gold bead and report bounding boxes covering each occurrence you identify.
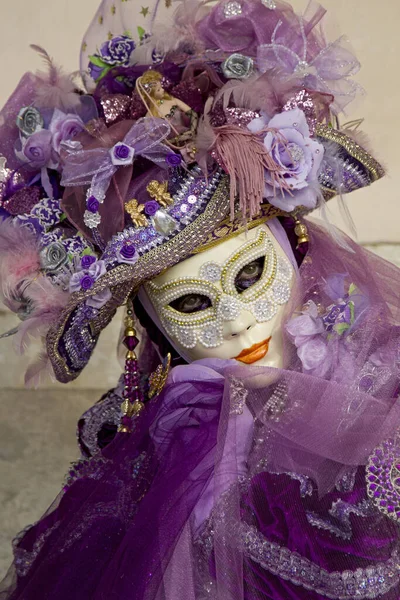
[124,326,136,337]
[294,218,309,246]
[131,401,145,416]
[121,399,130,414]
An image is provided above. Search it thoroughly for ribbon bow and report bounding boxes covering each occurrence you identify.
[257,16,361,112]
[61,117,171,200]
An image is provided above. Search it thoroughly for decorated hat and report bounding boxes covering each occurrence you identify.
[0,0,384,384]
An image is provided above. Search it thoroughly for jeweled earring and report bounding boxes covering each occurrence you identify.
[118,301,145,434]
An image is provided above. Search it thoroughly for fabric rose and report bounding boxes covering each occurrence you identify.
[39,242,68,272]
[22,130,54,169]
[165,153,182,167]
[16,107,44,137]
[286,300,332,377]
[69,259,111,309]
[144,201,159,217]
[88,36,136,83]
[297,337,330,373]
[117,242,138,265]
[222,53,254,79]
[86,196,100,213]
[110,142,135,166]
[49,109,85,154]
[81,255,96,269]
[248,108,324,211]
[100,36,135,66]
[286,300,324,347]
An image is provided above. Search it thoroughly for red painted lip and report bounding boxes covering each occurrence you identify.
[234,337,271,364]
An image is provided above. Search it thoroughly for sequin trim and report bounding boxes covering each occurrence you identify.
[306,499,372,541]
[241,524,400,599]
[366,434,400,523]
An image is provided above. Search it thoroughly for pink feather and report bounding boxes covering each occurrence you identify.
[0,219,40,303]
[30,44,80,110]
[24,350,54,388]
[0,219,69,361]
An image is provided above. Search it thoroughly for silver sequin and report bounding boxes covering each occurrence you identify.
[223,1,242,18]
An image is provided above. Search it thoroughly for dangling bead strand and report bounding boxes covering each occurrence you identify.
[118,303,145,434]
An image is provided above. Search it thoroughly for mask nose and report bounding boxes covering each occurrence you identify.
[223,309,256,339]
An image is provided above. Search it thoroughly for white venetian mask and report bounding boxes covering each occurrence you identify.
[145,224,294,367]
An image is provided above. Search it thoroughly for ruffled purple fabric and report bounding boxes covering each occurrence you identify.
[1,222,400,600]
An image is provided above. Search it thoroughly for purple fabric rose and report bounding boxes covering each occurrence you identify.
[144,201,160,216]
[22,130,53,169]
[49,109,85,154]
[248,108,324,211]
[286,301,332,377]
[286,300,324,346]
[100,36,136,66]
[117,242,138,265]
[86,196,100,213]
[111,142,135,166]
[69,259,111,309]
[81,255,96,269]
[80,275,95,290]
[69,259,107,292]
[165,153,182,167]
[297,337,331,375]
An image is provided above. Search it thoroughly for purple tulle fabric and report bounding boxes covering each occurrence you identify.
[1,221,400,600]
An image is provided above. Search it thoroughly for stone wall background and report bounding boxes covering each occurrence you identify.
[0,0,399,583]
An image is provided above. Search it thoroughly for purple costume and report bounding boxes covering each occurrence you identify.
[0,0,398,598]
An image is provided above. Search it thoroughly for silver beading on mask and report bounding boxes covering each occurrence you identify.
[146,230,292,349]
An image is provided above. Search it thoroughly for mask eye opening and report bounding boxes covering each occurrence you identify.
[169,293,213,314]
[234,255,266,294]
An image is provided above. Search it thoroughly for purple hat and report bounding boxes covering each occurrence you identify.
[0,0,384,383]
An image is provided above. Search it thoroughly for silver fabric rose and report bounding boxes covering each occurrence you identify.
[222,53,254,80]
[16,107,44,138]
[40,242,68,272]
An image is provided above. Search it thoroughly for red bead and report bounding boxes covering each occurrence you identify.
[123,336,139,351]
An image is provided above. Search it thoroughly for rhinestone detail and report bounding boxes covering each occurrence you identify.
[223,1,242,18]
[366,435,400,523]
[199,262,222,282]
[146,230,293,350]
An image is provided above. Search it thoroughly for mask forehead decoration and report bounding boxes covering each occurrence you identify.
[146,230,292,349]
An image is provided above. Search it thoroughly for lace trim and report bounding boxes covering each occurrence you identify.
[306,499,372,541]
[195,479,400,599]
[241,524,400,599]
